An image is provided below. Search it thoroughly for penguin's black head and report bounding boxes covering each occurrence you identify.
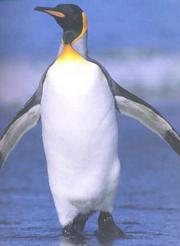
[35,4,87,44]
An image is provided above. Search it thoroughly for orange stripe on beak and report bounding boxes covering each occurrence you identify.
[43,10,65,18]
[35,7,65,18]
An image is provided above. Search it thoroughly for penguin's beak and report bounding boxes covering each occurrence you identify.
[35,6,65,18]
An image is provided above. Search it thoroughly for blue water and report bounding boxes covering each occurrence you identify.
[0,101,180,245]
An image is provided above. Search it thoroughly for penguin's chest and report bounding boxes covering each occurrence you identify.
[41,61,118,198]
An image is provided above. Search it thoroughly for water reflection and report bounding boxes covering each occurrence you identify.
[59,235,119,246]
[60,236,89,246]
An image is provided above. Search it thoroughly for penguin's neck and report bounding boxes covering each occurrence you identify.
[58,32,88,59]
[57,44,85,63]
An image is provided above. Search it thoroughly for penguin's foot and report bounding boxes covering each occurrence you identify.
[62,212,94,240]
[96,212,125,239]
[62,224,84,241]
[73,212,92,232]
[72,211,94,233]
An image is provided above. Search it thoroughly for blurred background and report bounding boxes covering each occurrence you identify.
[0,1,180,245]
[0,0,180,105]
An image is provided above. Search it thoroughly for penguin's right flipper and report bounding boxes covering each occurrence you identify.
[0,72,46,169]
[91,59,180,155]
[111,80,180,155]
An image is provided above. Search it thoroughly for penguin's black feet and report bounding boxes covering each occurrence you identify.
[72,211,94,233]
[62,212,94,241]
[96,212,125,240]
[62,223,84,242]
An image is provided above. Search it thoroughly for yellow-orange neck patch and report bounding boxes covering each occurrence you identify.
[56,44,86,63]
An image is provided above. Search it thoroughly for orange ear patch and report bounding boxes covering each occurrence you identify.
[44,10,65,18]
[72,12,88,43]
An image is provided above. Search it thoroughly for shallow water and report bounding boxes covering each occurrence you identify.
[0,101,180,246]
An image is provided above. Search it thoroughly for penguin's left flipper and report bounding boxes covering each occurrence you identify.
[0,95,41,169]
[111,79,180,155]
[0,66,51,169]
[0,69,48,169]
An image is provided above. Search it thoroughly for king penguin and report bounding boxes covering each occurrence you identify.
[0,4,180,238]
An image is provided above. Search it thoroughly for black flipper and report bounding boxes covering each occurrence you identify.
[0,70,48,169]
[112,81,180,155]
[88,58,180,155]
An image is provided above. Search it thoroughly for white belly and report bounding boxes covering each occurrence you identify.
[41,60,120,225]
